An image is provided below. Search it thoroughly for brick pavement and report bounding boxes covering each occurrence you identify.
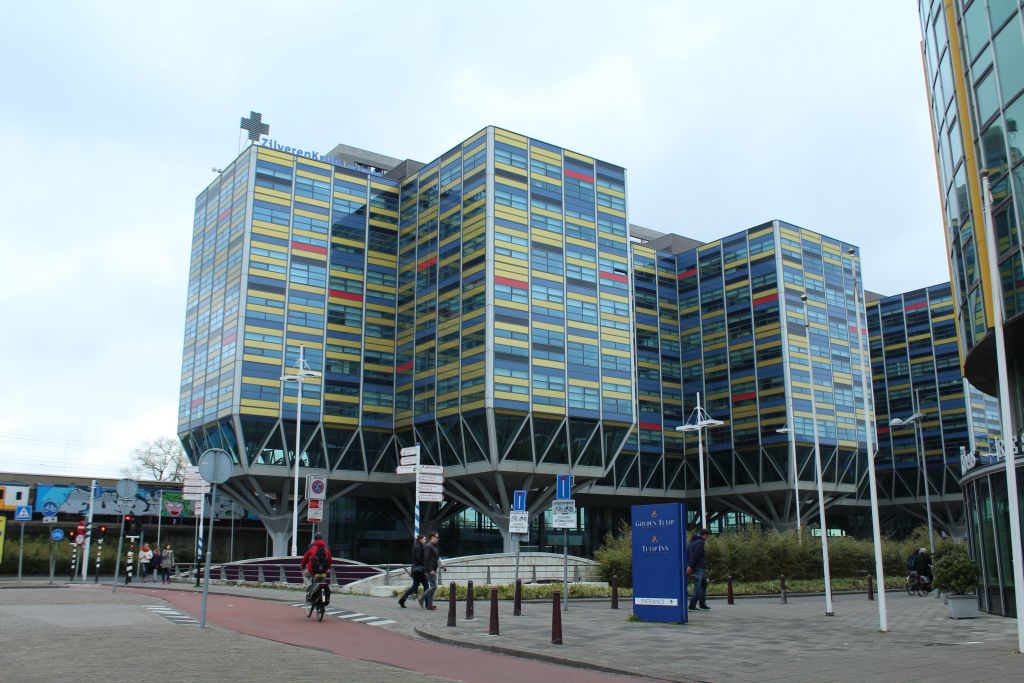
[4,579,1021,682]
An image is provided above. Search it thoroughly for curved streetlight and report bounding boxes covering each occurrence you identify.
[801,293,834,616]
[889,391,934,554]
[675,392,724,529]
[280,344,322,556]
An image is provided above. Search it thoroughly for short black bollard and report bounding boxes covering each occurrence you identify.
[867,574,874,601]
[780,574,787,604]
[551,591,563,645]
[514,578,522,616]
[727,575,734,605]
[489,587,499,636]
[466,580,475,620]
[611,575,619,609]
[447,581,457,627]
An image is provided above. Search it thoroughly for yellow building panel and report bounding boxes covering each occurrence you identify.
[569,378,599,389]
[495,129,528,146]
[563,149,594,164]
[248,267,285,281]
[530,146,561,163]
[254,189,291,205]
[240,404,280,417]
[257,148,295,165]
[533,358,565,370]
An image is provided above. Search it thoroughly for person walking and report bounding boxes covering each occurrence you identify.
[398,535,428,608]
[139,543,154,582]
[160,543,175,584]
[686,529,711,611]
[151,546,163,583]
[419,531,445,610]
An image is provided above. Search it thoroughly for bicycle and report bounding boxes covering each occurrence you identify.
[305,573,330,621]
[905,571,932,596]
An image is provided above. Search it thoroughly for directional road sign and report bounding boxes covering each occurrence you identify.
[14,505,31,521]
[41,501,59,517]
[417,483,444,494]
[513,490,527,512]
[395,465,417,474]
[509,510,529,534]
[417,492,444,502]
[51,528,65,541]
[400,445,421,458]
[552,499,577,529]
[418,465,444,475]
[399,455,420,466]
[556,474,571,500]
[418,474,444,484]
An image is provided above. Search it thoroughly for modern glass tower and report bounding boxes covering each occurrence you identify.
[918,0,1024,432]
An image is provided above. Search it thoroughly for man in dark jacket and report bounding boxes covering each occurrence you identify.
[686,529,711,611]
[913,548,932,583]
[419,531,444,610]
[398,535,427,608]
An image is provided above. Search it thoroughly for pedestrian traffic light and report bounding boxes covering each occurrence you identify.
[99,525,107,539]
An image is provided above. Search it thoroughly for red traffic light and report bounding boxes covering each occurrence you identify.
[124,514,132,522]
[99,525,107,534]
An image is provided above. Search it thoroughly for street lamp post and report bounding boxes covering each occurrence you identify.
[849,247,887,632]
[280,344,322,557]
[889,388,934,554]
[675,392,724,529]
[776,409,802,538]
[801,293,834,616]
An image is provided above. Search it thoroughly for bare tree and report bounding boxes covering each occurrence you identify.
[122,437,188,482]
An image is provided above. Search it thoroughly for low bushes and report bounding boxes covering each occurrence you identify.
[595,524,953,587]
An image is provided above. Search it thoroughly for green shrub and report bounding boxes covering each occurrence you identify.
[594,522,632,587]
[932,543,979,595]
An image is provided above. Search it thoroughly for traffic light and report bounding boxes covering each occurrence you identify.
[99,525,107,539]
[124,514,132,524]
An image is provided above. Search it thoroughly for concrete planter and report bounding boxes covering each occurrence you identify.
[946,594,978,619]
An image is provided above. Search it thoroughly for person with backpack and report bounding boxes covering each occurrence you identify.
[398,535,428,608]
[301,532,334,606]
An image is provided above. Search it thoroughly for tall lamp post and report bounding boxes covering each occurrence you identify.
[801,293,834,616]
[849,246,887,632]
[675,392,724,529]
[776,414,802,538]
[280,344,322,557]
[890,388,934,554]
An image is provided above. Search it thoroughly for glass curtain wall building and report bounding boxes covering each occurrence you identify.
[861,282,1000,537]
[919,0,1024,615]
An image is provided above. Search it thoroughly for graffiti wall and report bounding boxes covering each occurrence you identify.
[33,484,250,519]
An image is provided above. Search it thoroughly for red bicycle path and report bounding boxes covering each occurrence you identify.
[112,586,655,683]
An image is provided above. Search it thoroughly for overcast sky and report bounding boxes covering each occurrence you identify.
[0,1,942,478]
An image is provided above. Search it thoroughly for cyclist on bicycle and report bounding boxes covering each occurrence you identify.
[913,547,932,586]
[301,532,333,606]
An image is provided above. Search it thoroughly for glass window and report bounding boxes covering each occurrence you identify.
[939,52,955,107]
[977,70,1000,125]
[963,0,991,61]
[988,0,1018,28]
[994,22,1024,103]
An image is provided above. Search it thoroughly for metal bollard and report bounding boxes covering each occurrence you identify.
[514,579,522,616]
[466,580,475,620]
[447,582,457,627]
[551,591,563,645]
[727,575,734,605]
[489,587,499,636]
[611,575,619,609]
[780,574,787,604]
[867,575,874,601]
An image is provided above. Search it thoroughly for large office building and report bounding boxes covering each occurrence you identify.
[180,124,970,560]
[861,282,1000,536]
[918,0,1024,616]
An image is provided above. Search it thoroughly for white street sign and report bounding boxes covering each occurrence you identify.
[418,465,443,475]
[417,474,444,484]
[417,483,444,494]
[395,465,417,475]
[307,499,324,522]
[306,474,327,500]
[399,455,419,466]
[183,485,210,494]
[400,445,421,457]
[552,500,577,529]
[417,492,444,502]
[509,510,529,534]
[42,515,57,524]
[183,493,205,501]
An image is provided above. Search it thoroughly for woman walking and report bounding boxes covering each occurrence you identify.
[139,544,153,582]
[160,543,175,584]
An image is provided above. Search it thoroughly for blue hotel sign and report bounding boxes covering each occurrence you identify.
[631,503,687,623]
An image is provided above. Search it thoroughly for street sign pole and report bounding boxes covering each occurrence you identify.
[197,448,232,629]
[563,528,568,612]
[18,521,25,581]
[200,484,217,628]
[82,479,97,580]
[156,489,164,550]
[48,536,54,585]
[111,514,126,593]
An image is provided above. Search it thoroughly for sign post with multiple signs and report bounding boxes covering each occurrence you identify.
[510,489,528,584]
[111,478,138,593]
[552,474,576,610]
[396,445,445,538]
[630,503,687,624]
[306,474,327,523]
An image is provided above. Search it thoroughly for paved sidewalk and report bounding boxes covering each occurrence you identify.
[7,578,1021,682]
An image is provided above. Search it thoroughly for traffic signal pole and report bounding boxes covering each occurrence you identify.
[111,514,126,593]
[81,479,97,580]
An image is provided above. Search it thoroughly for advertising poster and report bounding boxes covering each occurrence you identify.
[630,502,687,624]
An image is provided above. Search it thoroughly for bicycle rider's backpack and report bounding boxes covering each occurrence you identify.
[311,544,328,573]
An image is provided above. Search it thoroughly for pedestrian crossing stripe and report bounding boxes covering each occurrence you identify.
[145,605,197,626]
[289,604,392,627]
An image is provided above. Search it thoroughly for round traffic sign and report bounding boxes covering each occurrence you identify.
[116,478,139,500]
[75,534,85,545]
[41,501,59,517]
[198,448,233,484]
[311,479,325,495]
[51,528,65,541]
